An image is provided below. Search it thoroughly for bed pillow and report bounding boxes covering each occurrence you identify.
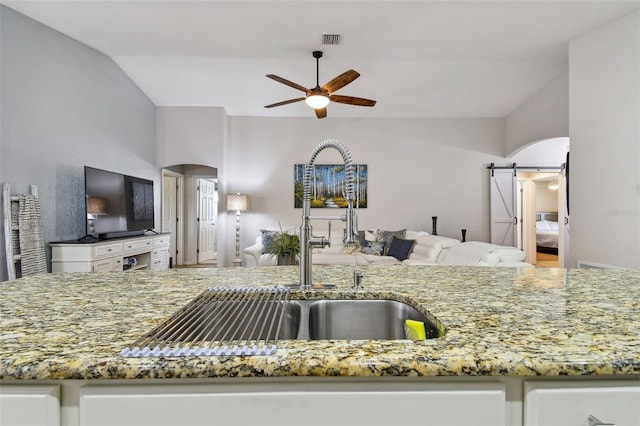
[536,220,559,232]
[386,237,416,261]
[535,221,548,231]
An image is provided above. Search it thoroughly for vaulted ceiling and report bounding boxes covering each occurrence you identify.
[3,0,639,118]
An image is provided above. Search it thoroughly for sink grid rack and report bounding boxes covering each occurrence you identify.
[121,286,291,357]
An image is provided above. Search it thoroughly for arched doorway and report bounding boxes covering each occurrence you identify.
[508,138,569,267]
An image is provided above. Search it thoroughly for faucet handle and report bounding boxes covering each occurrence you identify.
[353,270,363,290]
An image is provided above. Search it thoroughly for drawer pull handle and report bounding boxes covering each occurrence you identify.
[107,248,112,252]
[589,415,614,426]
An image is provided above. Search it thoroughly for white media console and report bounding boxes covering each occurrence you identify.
[50,234,170,273]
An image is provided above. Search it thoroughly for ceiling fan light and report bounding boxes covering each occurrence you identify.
[305,94,330,109]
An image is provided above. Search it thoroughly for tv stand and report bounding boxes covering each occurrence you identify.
[50,234,170,273]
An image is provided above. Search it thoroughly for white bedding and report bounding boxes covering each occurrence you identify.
[536,220,559,248]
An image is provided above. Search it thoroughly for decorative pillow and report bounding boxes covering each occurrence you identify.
[341,230,370,254]
[260,230,280,254]
[375,229,407,255]
[343,243,362,254]
[360,240,385,256]
[386,237,416,261]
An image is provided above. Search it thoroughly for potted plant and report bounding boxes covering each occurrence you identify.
[265,225,300,266]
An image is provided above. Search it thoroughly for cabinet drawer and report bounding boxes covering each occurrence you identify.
[524,380,640,426]
[80,382,506,426]
[92,257,122,272]
[154,236,170,247]
[123,238,153,254]
[93,242,123,258]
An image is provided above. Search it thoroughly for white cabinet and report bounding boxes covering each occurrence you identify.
[5,378,640,426]
[91,256,123,272]
[0,385,60,426]
[123,238,154,255]
[151,235,170,269]
[524,380,640,426]
[51,234,170,272]
[79,382,506,426]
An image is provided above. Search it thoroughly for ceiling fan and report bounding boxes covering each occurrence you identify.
[264,51,376,119]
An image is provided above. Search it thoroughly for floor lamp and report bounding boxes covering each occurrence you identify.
[226,193,250,266]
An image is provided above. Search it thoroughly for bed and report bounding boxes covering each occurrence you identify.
[536,212,559,255]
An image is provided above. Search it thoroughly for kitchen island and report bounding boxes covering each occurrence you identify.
[1,266,639,425]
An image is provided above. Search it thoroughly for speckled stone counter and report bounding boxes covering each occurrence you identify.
[1,265,639,380]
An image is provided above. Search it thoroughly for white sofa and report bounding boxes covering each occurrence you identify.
[243,228,531,268]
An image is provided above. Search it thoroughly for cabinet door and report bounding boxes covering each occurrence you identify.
[0,385,60,426]
[92,258,117,272]
[80,382,505,426]
[524,380,640,426]
[150,248,168,269]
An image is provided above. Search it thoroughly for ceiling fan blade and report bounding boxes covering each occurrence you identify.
[266,74,309,94]
[322,70,360,93]
[264,98,306,108]
[315,107,327,119]
[330,94,377,107]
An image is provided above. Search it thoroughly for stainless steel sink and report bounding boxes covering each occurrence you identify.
[306,299,439,340]
[124,290,443,358]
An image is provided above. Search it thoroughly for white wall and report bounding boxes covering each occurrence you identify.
[224,116,506,266]
[0,7,157,281]
[156,106,226,169]
[569,10,640,269]
[156,107,227,264]
[535,181,559,213]
[509,137,569,167]
[505,70,569,157]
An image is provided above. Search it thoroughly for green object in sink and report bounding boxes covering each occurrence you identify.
[404,320,427,340]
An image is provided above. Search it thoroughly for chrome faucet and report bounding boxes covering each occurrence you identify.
[300,139,359,289]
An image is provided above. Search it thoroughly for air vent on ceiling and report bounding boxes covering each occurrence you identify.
[322,34,341,45]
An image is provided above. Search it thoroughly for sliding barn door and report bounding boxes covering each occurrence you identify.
[490,169,518,247]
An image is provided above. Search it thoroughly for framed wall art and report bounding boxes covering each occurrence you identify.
[294,164,368,208]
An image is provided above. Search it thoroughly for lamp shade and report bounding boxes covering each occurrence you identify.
[305,94,330,109]
[226,193,250,212]
[87,197,107,215]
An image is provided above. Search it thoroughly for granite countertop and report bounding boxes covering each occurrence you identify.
[1,265,639,380]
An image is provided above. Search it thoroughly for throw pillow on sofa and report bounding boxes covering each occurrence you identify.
[375,229,407,255]
[386,236,416,261]
[360,240,385,255]
[260,230,280,254]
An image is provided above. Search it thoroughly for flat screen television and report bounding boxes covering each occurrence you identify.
[84,166,155,240]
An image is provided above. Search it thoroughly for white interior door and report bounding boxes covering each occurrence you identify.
[197,179,217,263]
[162,172,184,266]
[490,169,518,247]
[558,172,569,268]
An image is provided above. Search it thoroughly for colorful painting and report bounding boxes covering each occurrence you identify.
[294,164,368,208]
